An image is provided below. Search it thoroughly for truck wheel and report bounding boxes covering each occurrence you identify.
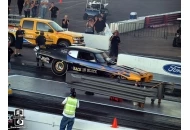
[83,13,88,20]
[51,59,68,76]
[8,34,15,46]
[58,40,70,48]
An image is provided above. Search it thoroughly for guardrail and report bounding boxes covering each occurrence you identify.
[65,72,170,107]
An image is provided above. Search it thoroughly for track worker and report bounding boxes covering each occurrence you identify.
[109,30,120,62]
[15,25,24,57]
[60,89,79,130]
[35,31,46,67]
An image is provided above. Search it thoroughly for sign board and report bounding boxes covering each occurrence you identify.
[117,54,181,77]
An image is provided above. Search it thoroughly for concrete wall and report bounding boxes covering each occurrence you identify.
[109,17,145,33]
[82,33,110,51]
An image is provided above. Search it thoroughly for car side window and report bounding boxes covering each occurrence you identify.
[78,51,96,62]
[37,22,51,32]
[68,50,78,58]
[22,20,34,30]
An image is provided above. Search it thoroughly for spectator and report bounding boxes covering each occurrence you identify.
[109,30,120,62]
[17,0,25,16]
[49,2,59,22]
[40,0,49,19]
[23,0,32,18]
[60,88,79,130]
[35,0,40,17]
[62,15,69,31]
[8,0,11,17]
[31,0,38,17]
[8,40,14,73]
[8,6,11,18]
[100,13,106,23]
[8,0,11,6]
[15,26,24,57]
[94,15,98,22]
[35,31,46,67]
[85,18,94,34]
[94,15,106,35]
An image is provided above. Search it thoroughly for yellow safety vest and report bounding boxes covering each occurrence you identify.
[64,97,78,115]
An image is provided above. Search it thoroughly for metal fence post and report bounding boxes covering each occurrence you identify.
[157,83,165,103]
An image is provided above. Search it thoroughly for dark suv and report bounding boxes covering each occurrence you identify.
[83,3,109,20]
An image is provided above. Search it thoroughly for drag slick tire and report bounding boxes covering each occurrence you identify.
[51,59,68,76]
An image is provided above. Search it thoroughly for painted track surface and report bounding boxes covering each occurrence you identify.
[9,0,181,23]
[8,89,181,130]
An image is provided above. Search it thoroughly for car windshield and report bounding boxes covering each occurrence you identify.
[95,52,109,63]
[48,22,64,32]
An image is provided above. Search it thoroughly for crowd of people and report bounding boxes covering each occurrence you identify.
[85,13,106,35]
[9,0,60,22]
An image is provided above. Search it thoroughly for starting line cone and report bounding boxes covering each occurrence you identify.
[111,117,118,128]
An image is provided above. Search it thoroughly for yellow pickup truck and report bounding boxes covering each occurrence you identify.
[8,18,85,47]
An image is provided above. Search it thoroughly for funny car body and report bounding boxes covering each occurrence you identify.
[34,46,153,82]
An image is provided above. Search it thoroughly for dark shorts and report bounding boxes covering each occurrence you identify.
[15,42,23,49]
[109,47,118,57]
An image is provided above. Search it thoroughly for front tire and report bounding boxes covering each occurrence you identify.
[51,59,68,76]
[58,40,70,48]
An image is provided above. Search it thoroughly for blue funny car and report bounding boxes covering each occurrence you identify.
[34,46,153,82]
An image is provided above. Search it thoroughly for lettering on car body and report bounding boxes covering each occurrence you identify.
[73,67,97,74]
[41,57,50,63]
[73,67,81,71]
[87,69,97,74]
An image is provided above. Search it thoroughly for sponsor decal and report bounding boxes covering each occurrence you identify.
[73,67,97,73]
[163,64,181,75]
[61,50,68,53]
[41,57,50,63]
